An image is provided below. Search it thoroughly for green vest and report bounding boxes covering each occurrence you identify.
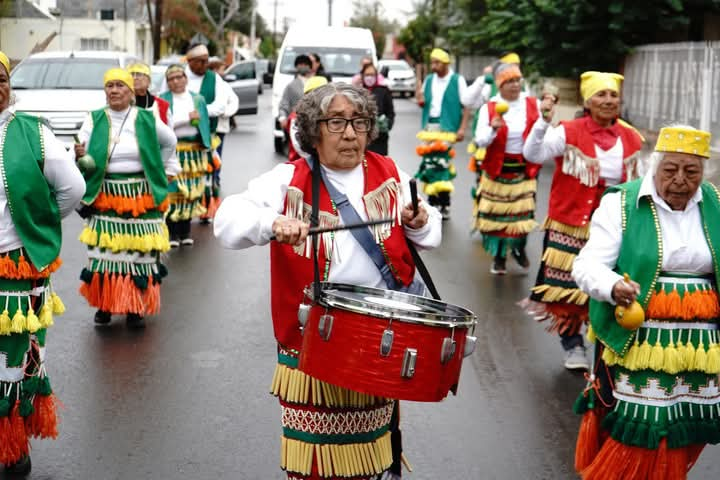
[82,108,168,207]
[160,91,211,148]
[1,113,62,271]
[421,72,462,132]
[199,71,218,133]
[589,178,720,356]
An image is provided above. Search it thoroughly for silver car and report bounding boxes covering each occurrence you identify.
[224,61,259,115]
[378,59,416,98]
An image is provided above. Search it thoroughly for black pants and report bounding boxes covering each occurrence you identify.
[428,191,450,208]
[167,219,191,240]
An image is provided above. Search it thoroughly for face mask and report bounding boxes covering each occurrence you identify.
[297,66,311,75]
[363,75,377,87]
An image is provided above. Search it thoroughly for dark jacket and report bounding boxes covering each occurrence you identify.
[367,85,395,155]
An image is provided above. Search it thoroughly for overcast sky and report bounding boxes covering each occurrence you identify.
[256,0,416,32]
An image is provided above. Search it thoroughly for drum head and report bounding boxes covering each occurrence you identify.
[304,282,477,327]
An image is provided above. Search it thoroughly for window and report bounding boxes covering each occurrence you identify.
[11,58,118,89]
[80,38,110,50]
[100,9,115,20]
[228,62,255,80]
[279,46,373,76]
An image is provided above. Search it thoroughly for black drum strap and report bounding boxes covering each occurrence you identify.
[406,239,442,300]
[311,156,321,301]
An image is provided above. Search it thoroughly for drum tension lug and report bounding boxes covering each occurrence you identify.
[297,303,311,329]
[464,335,478,358]
[440,337,457,364]
[380,328,394,357]
[401,348,417,379]
[318,314,334,341]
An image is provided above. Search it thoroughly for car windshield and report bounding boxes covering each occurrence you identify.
[11,58,119,89]
[279,46,374,76]
[383,62,412,72]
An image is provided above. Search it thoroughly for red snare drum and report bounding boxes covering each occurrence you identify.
[298,282,477,402]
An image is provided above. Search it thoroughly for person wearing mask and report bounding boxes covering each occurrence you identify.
[0,50,85,475]
[361,63,395,156]
[278,54,314,132]
[351,55,385,88]
[128,62,171,126]
[414,48,469,219]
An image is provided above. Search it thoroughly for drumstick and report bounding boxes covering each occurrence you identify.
[409,179,419,218]
[270,217,394,241]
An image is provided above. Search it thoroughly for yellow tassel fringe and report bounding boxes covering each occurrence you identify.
[423,180,455,196]
[586,325,597,343]
[270,363,386,408]
[541,246,577,271]
[474,218,538,235]
[603,334,720,374]
[0,294,61,336]
[476,197,535,215]
[79,226,170,253]
[531,284,589,305]
[281,431,393,478]
[541,217,590,240]
[479,176,537,198]
[416,130,457,143]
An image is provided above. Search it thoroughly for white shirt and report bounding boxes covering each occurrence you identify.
[426,70,467,119]
[214,162,443,290]
[186,68,238,119]
[573,173,710,304]
[0,109,86,253]
[474,94,539,155]
[77,107,181,176]
[168,91,198,139]
[522,118,626,185]
[216,80,239,135]
[462,76,492,109]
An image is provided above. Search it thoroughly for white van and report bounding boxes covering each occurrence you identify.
[271,26,376,154]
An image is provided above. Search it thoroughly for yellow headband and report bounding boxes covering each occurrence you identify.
[430,48,450,64]
[304,76,328,94]
[103,68,134,93]
[655,126,711,158]
[580,71,623,101]
[0,51,9,75]
[127,63,151,77]
[499,52,520,65]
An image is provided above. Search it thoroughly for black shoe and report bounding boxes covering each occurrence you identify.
[126,313,145,329]
[5,455,31,475]
[439,206,450,220]
[511,248,530,268]
[94,310,111,325]
[490,256,507,275]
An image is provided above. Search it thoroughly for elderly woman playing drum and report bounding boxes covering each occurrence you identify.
[215,83,442,479]
[572,125,720,479]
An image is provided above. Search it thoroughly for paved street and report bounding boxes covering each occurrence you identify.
[17,92,720,480]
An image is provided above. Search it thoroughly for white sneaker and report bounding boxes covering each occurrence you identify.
[169,240,180,248]
[564,346,590,371]
[180,238,194,246]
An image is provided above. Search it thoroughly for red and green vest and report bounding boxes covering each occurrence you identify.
[589,179,720,356]
[82,108,168,207]
[482,97,540,179]
[1,112,62,271]
[270,151,416,352]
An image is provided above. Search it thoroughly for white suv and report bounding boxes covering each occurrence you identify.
[11,51,140,146]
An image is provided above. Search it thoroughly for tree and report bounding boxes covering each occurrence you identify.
[349,0,398,57]
[145,0,164,63]
[164,0,213,55]
[258,35,276,59]
[197,0,240,48]
[396,1,440,64]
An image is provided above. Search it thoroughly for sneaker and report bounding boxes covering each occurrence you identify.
[199,218,213,225]
[180,238,194,246]
[511,248,530,269]
[5,454,31,474]
[126,313,145,329]
[169,239,180,248]
[439,206,450,220]
[490,257,507,275]
[564,346,590,371]
[94,310,111,325]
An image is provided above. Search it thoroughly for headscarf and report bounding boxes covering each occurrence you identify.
[165,64,186,79]
[655,126,711,158]
[0,51,9,76]
[430,48,450,64]
[494,63,522,87]
[304,76,328,94]
[103,68,134,93]
[186,44,210,60]
[580,71,623,102]
[127,62,151,77]
[499,52,520,65]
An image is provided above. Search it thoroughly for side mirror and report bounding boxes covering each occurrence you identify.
[224,74,238,82]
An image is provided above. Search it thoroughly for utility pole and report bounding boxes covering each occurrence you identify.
[250,0,256,59]
[327,0,332,26]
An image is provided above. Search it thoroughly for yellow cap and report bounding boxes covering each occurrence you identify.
[304,76,328,94]
[655,126,711,158]
[430,48,450,64]
[103,68,134,93]
[580,71,623,101]
[499,52,520,64]
[0,51,9,75]
[127,62,151,77]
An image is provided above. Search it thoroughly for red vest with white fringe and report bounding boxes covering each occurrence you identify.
[547,118,643,228]
[483,96,540,179]
[270,150,416,352]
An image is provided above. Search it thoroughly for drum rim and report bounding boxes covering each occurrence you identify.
[304,282,477,327]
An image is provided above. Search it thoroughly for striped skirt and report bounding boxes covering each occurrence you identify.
[271,348,396,479]
[78,173,170,316]
[0,247,64,464]
[167,142,209,222]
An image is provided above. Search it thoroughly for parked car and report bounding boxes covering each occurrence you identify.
[224,60,259,115]
[11,50,140,146]
[255,59,270,93]
[378,59,416,97]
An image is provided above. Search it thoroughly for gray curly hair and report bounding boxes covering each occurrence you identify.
[295,82,379,156]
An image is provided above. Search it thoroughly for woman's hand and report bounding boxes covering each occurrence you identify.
[272,216,309,246]
[401,202,428,230]
[490,115,505,131]
[540,96,556,122]
[189,110,200,121]
[612,278,641,306]
[74,142,86,158]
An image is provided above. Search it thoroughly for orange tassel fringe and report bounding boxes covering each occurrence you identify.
[79,272,160,315]
[646,288,720,320]
[25,394,59,439]
[0,255,61,280]
[0,402,30,465]
[575,409,601,472]
[93,192,169,216]
[201,196,222,220]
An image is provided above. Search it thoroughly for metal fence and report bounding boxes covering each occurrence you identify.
[623,41,720,150]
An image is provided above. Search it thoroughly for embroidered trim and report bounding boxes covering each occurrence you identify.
[281,402,394,437]
[614,374,720,406]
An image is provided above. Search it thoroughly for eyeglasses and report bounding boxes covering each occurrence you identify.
[319,117,372,133]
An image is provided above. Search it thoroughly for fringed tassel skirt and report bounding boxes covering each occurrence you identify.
[271,348,395,480]
[78,173,170,315]
[0,247,64,465]
[167,142,209,222]
[200,138,222,220]
[576,272,720,479]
